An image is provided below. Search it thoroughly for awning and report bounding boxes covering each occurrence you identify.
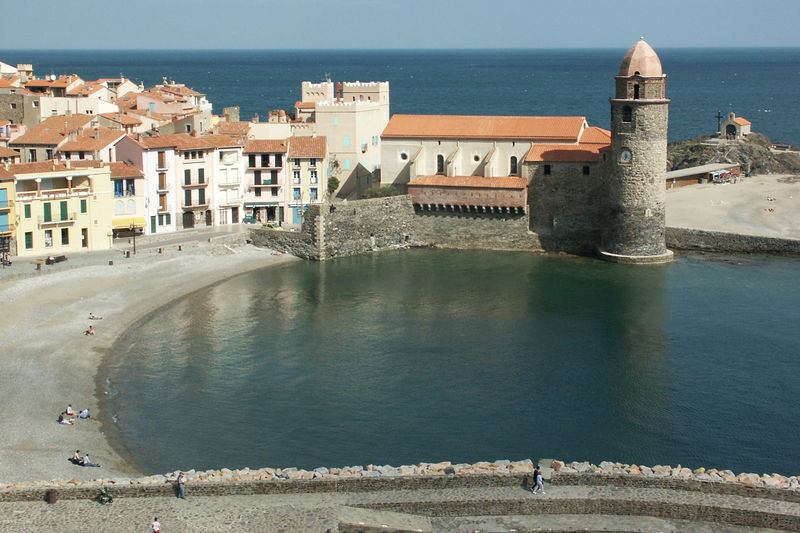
[244,202,278,207]
[112,216,147,229]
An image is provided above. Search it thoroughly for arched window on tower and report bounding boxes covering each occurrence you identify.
[622,106,632,123]
[510,156,518,175]
[436,154,444,174]
[633,84,640,100]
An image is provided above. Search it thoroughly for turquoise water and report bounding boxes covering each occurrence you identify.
[104,250,800,475]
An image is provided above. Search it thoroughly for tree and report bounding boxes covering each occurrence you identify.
[327,176,340,196]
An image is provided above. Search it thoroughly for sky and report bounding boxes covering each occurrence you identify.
[5,0,799,50]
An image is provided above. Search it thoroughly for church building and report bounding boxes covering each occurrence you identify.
[379,39,672,264]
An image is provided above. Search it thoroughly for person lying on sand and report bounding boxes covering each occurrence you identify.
[84,325,95,336]
[88,313,103,320]
[78,408,90,419]
[81,453,100,467]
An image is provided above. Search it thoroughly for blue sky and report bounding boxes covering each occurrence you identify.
[7,0,799,49]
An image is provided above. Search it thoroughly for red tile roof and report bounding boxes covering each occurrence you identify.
[295,101,315,108]
[288,136,326,158]
[59,127,125,152]
[8,159,105,175]
[244,139,287,153]
[0,146,19,157]
[99,112,142,126]
[108,161,143,179]
[136,133,242,151]
[578,126,611,144]
[734,117,751,126]
[524,144,604,163]
[0,77,20,88]
[9,114,95,146]
[216,121,251,135]
[382,115,587,141]
[408,175,527,189]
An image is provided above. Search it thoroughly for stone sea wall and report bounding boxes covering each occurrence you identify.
[1,459,797,503]
[666,227,800,254]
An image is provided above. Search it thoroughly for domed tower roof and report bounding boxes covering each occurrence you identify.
[618,38,663,77]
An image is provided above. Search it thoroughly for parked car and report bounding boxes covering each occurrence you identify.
[242,215,259,224]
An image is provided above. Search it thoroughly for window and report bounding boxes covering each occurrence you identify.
[544,164,552,175]
[158,151,166,167]
[310,187,318,200]
[59,201,67,221]
[254,187,261,197]
[184,169,191,185]
[10,103,17,109]
[436,155,444,174]
[343,136,350,148]
[293,170,300,184]
[24,204,31,219]
[293,187,301,200]
[271,187,278,197]
[80,199,87,213]
[126,179,135,196]
[198,188,205,205]
[510,156,518,175]
[43,202,52,222]
[633,84,640,100]
[275,154,282,167]
[184,190,191,206]
[248,154,256,167]
[622,106,632,123]
[165,213,171,225]
[28,149,36,162]
[400,152,408,161]
[333,116,338,126]
[78,152,84,160]
[198,168,204,183]
[46,149,53,160]
[261,154,269,167]
[158,172,167,190]
[270,170,277,184]
[158,214,164,225]
[343,159,351,171]
[293,158,300,167]
[310,170,318,184]
[583,166,590,176]
[473,154,480,162]
[25,232,33,249]
[44,229,53,248]
[61,228,69,245]
[64,152,71,159]
[254,170,261,185]
[115,180,125,197]
[184,152,190,161]
[309,158,316,167]
[32,100,39,108]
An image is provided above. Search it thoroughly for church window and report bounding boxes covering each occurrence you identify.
[473,155,480,162]
[583,166,590,176]
[400,152,408,161]
[510,156,518,175]
[633,84,640,100]
[544,164,551,175]
[622,106,632,123]
[436,155,444,174]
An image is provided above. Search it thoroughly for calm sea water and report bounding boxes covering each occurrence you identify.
[1,48,798,144]
[104,250,800,476]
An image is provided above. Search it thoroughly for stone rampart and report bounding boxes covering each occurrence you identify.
[666,227,800,254]
[413,208,542,251]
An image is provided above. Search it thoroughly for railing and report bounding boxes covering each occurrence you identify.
[218,196,242,207]
[157,183,169,192]
[218,178,241,187]
[0,224,9,233]
[17,187,91,201]
[181,202,209,210]
[181,181,206,189]
[38,212,78,225]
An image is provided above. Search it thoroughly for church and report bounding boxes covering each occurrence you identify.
[379,39,673,264]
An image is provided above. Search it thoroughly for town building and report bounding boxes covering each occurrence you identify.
[9,113,95,163]
[292,80,389,199]
[8,160,114,257]
[108,161,146,236]
[243,139,287,224]
[720,112,752,140]
[0,167,15,257]
[286,136,328,225]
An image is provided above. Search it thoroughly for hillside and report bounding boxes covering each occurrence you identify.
[667,133,800,175]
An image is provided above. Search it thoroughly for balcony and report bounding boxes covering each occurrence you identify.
[17,187,91,201]
[0,224,10,233]
[218,196,242,207]
[218,178,241,188]
[181,181,207,189]
[157,182,169,193]
[181,202,209,211]
[38,212,78,228]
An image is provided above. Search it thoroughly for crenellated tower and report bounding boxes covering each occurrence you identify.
[599,39,673,264]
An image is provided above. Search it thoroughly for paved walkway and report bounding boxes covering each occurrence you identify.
[1,483,797,532]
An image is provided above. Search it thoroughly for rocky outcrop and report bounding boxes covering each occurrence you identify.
[668,133,800,175]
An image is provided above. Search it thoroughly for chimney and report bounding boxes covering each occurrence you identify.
[68,130,77,142]
[65,109,72,116]
[94,127,100,139]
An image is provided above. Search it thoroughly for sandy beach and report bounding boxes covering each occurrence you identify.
[0,234,296,484]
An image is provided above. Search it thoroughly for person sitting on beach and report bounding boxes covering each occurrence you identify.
[58,412,74,425]
[70,450,82,465]
[78,408,90,419]
[84,325,95,336]
[82,453,100,467]
[88,313,102,320]
[65,404,75,416]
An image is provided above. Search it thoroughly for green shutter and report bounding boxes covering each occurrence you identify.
[43,202,51,222]
[198,188,205,205]
[60,201,68,221]
[185,190,191,206]
[198,168,205,183]
[184,169,191,185]
[25,232,33,249]
[24,203,31,219]
[80,199,87,213]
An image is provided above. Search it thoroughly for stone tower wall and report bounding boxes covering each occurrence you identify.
[602,98,669,257]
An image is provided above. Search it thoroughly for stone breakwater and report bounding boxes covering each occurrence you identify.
[1,459,798,496]
[552,460,800,490]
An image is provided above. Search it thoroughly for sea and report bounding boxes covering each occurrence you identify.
[3,48,799,476]
[1,48,798,144]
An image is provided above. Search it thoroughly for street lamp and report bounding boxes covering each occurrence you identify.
[129,222,136,254]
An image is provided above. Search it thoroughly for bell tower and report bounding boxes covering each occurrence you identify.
[599,38,673,264]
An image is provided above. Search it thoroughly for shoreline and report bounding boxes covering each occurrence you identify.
[0,239,297,483]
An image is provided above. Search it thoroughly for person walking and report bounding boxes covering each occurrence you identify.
[532,465,545,494]
[177,472,185,499]
[152,517,161,533]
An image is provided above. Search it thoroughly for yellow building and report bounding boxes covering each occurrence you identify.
[10,160,114,257]
[0,168,15,258]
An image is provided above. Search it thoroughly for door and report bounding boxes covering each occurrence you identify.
[150,216,156,234]
[292,207,302,224]
[231,207,238,223]
[81,228,88,248]
[205,210,212,226]
[182,211,194,229]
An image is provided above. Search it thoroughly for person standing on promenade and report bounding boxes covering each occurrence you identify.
[532,465,545,494]
[152,517,161,532]
[177,471,185,499]
[530,466,540,492]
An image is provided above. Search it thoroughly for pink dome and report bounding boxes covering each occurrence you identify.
[618,39,663,77]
